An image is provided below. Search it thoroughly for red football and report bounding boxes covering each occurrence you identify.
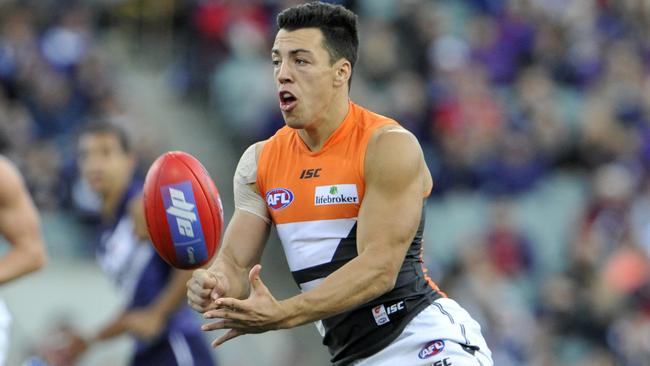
[143,151,224,269]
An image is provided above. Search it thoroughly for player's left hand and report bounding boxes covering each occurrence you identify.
[201,264,289,347]
[123,307,166,341]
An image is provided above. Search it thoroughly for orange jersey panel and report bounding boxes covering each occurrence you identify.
[257,101,397,225]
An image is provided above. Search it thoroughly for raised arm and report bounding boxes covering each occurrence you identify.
[187,142,271,312]
[0,156,47,284]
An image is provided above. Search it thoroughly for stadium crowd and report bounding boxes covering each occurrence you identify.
[2,0,650,365]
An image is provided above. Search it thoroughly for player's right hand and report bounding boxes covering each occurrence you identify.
[187,268,229,313]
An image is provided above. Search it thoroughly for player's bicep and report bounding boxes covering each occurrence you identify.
[219,208,270,271]
[220,208,271,268]
[356,130,425,271]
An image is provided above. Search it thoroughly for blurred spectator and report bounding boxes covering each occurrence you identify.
[445,238,535,366]
[0,2,123,212]
[484,199,535,278]
[40,3,93,72]
[575,163,636,264]
[209,19,275,148]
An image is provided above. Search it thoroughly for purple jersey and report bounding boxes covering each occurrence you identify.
[97,178,216,365]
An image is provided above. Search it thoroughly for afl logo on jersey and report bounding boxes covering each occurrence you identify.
[266,188,294,210]
[418,340,445,359]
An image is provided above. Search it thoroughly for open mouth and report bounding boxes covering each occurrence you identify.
[279,91,298,112]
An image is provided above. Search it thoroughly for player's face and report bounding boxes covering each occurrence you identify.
[78,132,134,197]
[272,28,340,129]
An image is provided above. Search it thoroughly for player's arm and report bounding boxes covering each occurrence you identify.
[187,142,271,313]
[54,312,130,364]
[59,269,193,358]
[122,268,195,340]
[0,156,47,284]
[201,128,431,345]
[120,195,196,339]
[204,209,270,297]
[279,128,428,326]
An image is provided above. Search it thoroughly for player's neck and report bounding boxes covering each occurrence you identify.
[298,96,349,152]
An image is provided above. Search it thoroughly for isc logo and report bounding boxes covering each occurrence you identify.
[299,168,321,179]
[166,187,197,237]
[266,188,294,210]
[386,301,404,315]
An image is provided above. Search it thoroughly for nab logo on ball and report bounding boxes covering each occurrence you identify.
[266,188,294,210]
[161,181,208,265]
[418,340,445,359]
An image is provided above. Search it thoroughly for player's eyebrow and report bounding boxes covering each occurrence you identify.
[271,48,313,56]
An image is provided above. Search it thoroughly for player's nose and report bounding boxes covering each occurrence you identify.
[276,62,293,84]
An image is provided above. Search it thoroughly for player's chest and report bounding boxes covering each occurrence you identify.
[263,155,365,224]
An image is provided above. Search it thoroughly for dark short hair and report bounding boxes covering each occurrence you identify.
[277,2,359,84]
[78,120,131,153]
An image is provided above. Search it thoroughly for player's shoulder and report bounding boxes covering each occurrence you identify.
[364,123,424,181]
[246,140,268,162]
[368,124,420,154]
[349,102,419,147]
[353,102,398,130]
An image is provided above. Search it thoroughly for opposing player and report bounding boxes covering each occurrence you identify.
[57,122,215,365]
[188,2,493,365]
[0,156,47,365]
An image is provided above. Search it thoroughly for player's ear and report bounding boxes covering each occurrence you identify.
[333,58,351,87]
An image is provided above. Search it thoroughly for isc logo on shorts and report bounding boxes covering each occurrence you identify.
[418,340,445,359]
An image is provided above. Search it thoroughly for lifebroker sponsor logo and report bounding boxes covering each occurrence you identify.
[314,184,359,206]
[266,188,294,210]
[419,340,445,359]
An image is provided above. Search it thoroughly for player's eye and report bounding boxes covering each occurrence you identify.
[272,59,281,66]
[295,59,307,65]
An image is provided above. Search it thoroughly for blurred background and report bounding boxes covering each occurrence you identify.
[0,0,649,365]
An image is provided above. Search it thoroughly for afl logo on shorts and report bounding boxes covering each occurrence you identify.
[266,188,294,210]
[418,340,445,359]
